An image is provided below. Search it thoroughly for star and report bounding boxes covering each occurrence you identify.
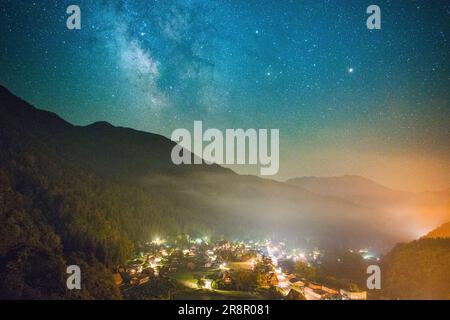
[348,67,354,73]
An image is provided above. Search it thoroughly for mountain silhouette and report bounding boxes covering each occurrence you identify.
[287,175,450,237]
[0,85,425,247]
[423,221,450,239]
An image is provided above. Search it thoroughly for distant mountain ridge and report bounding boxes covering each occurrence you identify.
[287,175,414,203]
[287,175,450,237]
[382,237,450,299]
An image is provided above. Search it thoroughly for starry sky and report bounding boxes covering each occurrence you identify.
[0,0,449,191]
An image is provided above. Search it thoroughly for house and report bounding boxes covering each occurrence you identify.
[308,282,322,290]
[142,267,155,276]
[268,272,279,286]
[127,262,143,275]
[222,271,233,285]
[304,287,329,300]
[287,274,297,280]
[138,275,150,285]
[224,275,233,285]
[321,286,338,295]
[158,266,170,277]
[130,274,150,286]
[113,273,123,286]
[288,277,305,287]
[186,262,196,270]
[286,288,306,300]
[188,247,197,256]
[340,289,367,300]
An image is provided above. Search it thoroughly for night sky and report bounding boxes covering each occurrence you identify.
[0,0,449,191]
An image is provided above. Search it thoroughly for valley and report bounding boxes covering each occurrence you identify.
[0,85,449,300]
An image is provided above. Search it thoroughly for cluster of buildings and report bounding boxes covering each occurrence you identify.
[114,236,369,300]
[250,240,369,300]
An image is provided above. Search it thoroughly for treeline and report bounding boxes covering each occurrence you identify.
[381,238,450,299]
[423,222,450,239]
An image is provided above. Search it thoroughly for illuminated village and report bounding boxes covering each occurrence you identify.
[114,236,373,300]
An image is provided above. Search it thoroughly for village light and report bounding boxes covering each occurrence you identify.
[152,237,162,245]
[219,262,228,270]
[203,279,212,290]
[363,253,375,260]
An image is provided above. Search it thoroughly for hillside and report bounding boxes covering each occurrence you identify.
[382,238,450,299]
[423,222,450,239]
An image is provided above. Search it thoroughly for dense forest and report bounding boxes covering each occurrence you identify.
[0,110,244,298]
[382,238,450,299]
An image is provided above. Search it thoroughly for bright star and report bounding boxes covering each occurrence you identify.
[348,67,354,73]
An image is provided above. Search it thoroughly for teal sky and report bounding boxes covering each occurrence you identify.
[0,0,449,191]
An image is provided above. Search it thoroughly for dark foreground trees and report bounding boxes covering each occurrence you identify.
[382,238,450,299]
